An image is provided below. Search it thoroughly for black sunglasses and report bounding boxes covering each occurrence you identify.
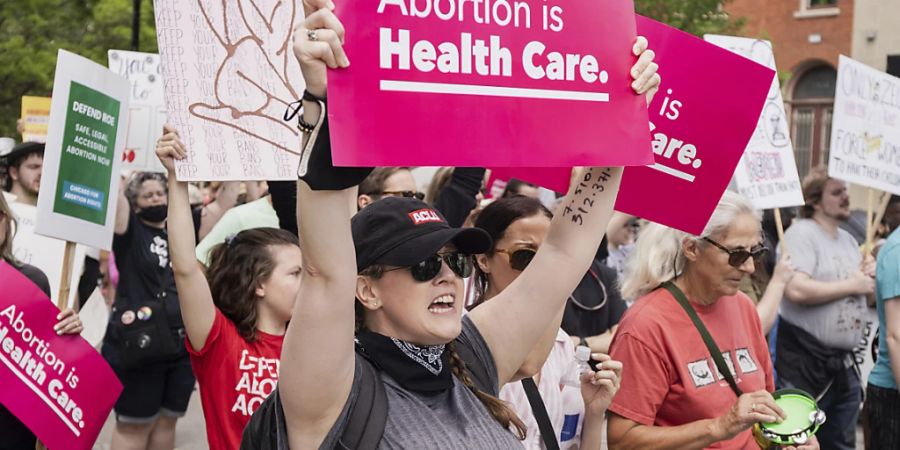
[702,237,768,268]
[494,247,537,271]
[378,190,426,201]
[384,252,473,282]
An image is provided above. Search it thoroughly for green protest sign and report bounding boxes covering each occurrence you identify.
[53,82,120,225]
[35,50,130,251]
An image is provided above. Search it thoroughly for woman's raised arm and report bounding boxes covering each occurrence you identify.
[470,38,659,385]
[279,2,359,447]
[157,128,217,351]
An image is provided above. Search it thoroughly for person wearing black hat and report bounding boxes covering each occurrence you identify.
[235,2,659,448]
[1,141,44,206]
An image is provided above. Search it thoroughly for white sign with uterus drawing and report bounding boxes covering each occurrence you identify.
[705,35,804,210]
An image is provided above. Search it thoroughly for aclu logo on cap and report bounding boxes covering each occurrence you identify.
[409,209,443,225]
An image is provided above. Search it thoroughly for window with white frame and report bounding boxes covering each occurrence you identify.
[795,0,839,18]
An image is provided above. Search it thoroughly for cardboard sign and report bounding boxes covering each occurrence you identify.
[853,307,879,388]
[614,17,775,234]
[154,0,305,181]
[10,202,86,308]
[108,50,167,173]
[828,55,900,195]
[35,50,130,251]
[328,0,653,168]
[21,96,53,143]
[704,35,804,210]
[0,261,122,450]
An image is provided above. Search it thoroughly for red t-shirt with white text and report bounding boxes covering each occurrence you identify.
[609,289,773,449]
[188,309,283,450]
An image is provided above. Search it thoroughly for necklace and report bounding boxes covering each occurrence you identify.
[568,268,608,311]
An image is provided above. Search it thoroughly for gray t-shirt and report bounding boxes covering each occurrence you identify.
[312,315,523,449]
[780,219,866,350]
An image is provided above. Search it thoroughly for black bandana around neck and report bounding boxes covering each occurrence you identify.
[355,329,453,394]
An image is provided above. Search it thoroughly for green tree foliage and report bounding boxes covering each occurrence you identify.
[0,0,157,138]
[635,0,744,37]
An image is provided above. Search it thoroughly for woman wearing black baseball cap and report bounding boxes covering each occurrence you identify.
[240,1,658,448]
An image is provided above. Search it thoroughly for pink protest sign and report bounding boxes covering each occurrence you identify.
[487,167,570,196]
[614,17,775,234]
[328,0,653,168]
[0,261,122,450]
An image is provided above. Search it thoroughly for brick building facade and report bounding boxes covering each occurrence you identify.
[723,0,855,179]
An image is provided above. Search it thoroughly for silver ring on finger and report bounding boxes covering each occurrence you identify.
[750,403,757,412]
[307,29,319,41]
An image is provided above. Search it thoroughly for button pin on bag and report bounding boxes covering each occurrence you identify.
[137,306,153,321]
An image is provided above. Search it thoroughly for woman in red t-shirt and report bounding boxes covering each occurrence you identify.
[606,191,816,450]
[156,131,302,450]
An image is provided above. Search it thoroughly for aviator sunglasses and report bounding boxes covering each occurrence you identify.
[494,247,537,272]
[384,251,473,282]
[702,237,769,268]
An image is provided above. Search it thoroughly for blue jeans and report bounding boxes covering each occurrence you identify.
[783,365,860,450]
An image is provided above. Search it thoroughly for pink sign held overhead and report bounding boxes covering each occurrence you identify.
[328,0,653,168]
[0,261,122,450]
[614,17,775,234]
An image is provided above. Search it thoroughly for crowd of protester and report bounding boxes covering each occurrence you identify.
[3,2,900,450]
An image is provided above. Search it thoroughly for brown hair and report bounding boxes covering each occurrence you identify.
[800,166,831,218]
[206,228,300,341]
[358,167,411,197]
[0,193,19,265]
[356,264,527,440]
[425,167,454,205]
[470,196,553,309]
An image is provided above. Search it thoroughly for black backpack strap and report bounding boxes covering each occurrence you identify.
[337,357,387,450]
[240,356,389,450]
[662,282,743,397]
[521,378,561,450]
[239,388,280,450]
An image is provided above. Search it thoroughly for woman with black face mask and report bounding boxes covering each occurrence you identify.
[101,171,198,450]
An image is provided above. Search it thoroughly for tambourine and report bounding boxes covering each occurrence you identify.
[752,389,826,448]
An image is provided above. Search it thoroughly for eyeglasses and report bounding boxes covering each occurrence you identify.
[494,247,537,271]
[702,237,768,268]
[378,190,425,201]
[383,252,473,282]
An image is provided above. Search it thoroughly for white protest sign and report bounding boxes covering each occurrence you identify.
[853,307,879,388]
[10,202,86,308]
[35,50,130,251]
[154,0,305,181]
[705,35,804,209]
[108,50,167,173]
[829,55,900,195]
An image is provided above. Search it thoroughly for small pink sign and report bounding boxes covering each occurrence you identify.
[614,17,774,233]
[0,261,122,450]
[486,167,570,197]
[328,0,653,168]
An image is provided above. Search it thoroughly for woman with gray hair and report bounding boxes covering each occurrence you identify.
[103,171,197,450]
[606,191,817,450]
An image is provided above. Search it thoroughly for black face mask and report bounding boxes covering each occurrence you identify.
[137,204,168,223]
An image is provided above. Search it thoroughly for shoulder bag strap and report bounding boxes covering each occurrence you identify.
[662,282,743,397]
[521,377,561,450]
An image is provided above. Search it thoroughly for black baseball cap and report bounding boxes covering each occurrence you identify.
[352,197,492,272]
[0,142,44,167]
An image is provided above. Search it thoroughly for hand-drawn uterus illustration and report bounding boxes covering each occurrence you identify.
[188,0,305,156]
